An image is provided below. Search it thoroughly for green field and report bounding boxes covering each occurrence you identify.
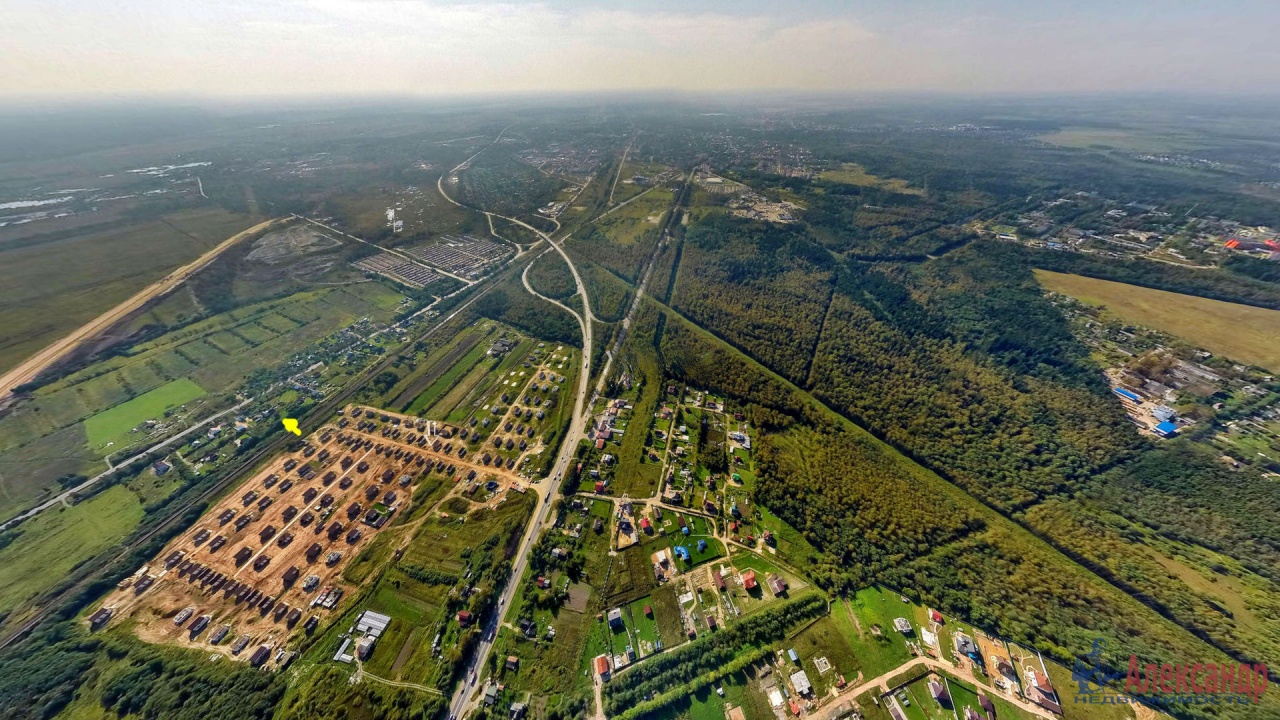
[818,163,923,195]
[1036,269,1280,371]
[0,485,144,613]
[83,378,207,448]
[833,588,916,678]
[1035,127,1206,153]
[647,518,724,568]
[0,207,258,376]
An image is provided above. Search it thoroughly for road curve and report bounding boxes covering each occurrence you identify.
[439,152,596,720]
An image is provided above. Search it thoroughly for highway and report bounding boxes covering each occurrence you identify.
[445,163,691,720]
[439,134,597,720]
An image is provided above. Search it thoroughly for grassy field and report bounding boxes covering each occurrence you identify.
[0,484,144,613]
[83,378,206,448]
[818,163,923,195]
[1035,127,1206,153]
[0,282,407,520]
[1036,269,1280,371]
[832,588,916,679]
[0,207,258,375]
[405,334,491,416]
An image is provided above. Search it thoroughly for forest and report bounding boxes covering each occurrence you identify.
[662,203,1280,700]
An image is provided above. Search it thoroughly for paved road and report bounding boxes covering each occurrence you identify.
[0,397,254,532]
[439,145,597,720]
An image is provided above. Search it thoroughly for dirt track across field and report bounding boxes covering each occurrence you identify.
[0,217,282,401]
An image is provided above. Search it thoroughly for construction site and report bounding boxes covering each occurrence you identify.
[90,401,538,669]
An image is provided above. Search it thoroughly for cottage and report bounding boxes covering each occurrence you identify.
[790,670,812,696]
[929,678,949,703]
[766,573,787,596]
[594,655,612,680]
[1027,670,1063,714]
[505,655,520,671]
[607,608,624,629]
[457,610,473,627]
[893,617,913,634]
[741,569,757,590]
[954,632,979,657]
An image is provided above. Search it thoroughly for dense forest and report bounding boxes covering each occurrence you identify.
[655,309,1263,699]
[663,203,1280,697]
[476,267,582,346]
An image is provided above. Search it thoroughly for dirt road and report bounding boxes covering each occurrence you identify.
[0,217,282,401]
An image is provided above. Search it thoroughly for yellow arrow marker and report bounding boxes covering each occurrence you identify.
[282,418,301,436]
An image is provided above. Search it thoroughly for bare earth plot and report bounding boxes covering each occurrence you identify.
[93,402,535,667]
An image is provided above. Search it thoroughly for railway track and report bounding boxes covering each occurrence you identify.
[0,275,503,651]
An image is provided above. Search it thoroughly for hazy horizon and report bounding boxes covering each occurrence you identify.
[5,0,1279,100]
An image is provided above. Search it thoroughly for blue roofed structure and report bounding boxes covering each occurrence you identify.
[1113,387,1141,402]
[674,546,691,561]
[1154,421,1178,437]
[697,539,707,552]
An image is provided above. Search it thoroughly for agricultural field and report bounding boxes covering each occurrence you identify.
[0,206,259,375]
[1035,127,1208,153]
[0,484,145,614]
[0,280,411,521]
[1036,269,1280,372]
[84,378,206,449]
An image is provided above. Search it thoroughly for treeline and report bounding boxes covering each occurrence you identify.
[98,644,283,719]
[1025,244,1280,310]
[568,226,657,283]
[675,215,835,383]
[1089,441,1280,581]
[660,209,1280,692]
[1223,254,1280,284]
[602,593,826,718]
[1020,496,1280,666]
[526,253,577,300]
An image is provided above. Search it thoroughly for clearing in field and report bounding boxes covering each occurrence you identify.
[83,377,206,448]
[1035,269,1280,372]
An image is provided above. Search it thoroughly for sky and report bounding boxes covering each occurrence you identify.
[3,0,1279,99]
